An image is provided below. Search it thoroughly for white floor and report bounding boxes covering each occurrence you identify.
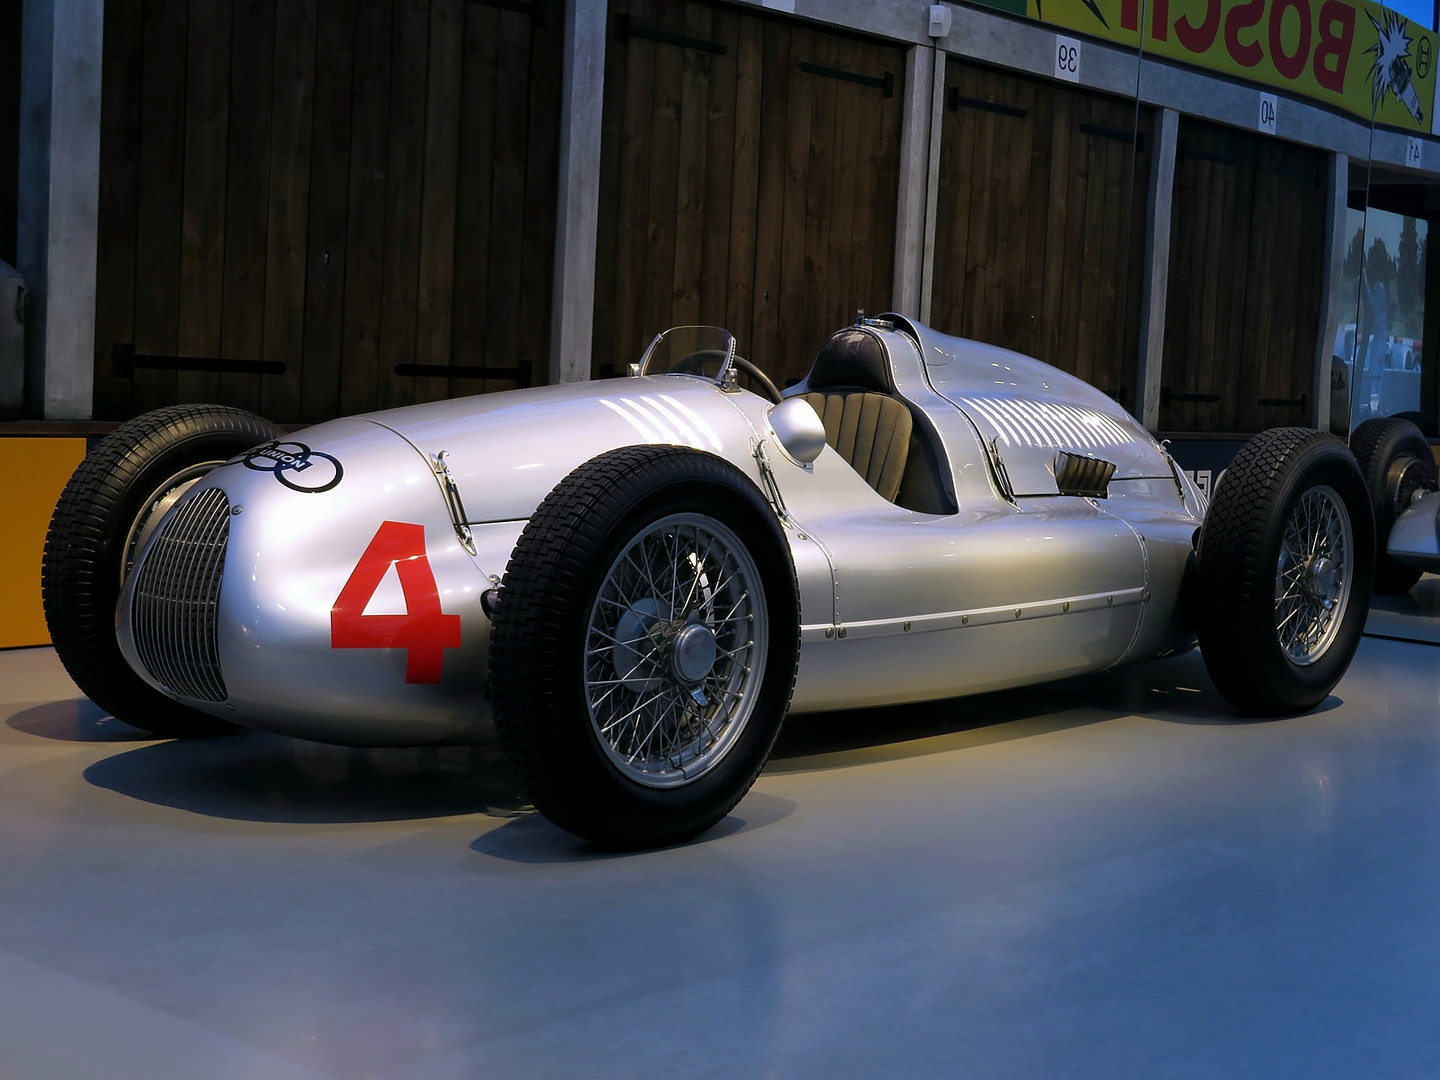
[2,621,1439,1078]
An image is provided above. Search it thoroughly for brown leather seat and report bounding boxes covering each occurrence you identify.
[801,390,912,502]
[794,327,914,501]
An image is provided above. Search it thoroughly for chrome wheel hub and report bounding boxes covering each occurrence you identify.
[585,514,766,789]
[1305,556,1338,607]
[671,622,719,685]
[1274,486,1353,666]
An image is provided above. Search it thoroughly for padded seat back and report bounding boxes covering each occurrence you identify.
[802,390,912,502]
[797,327,912,502]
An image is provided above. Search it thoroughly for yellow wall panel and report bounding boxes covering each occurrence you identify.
[0,439,86,648]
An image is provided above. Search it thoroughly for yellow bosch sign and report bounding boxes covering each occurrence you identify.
[981,0,1437,131]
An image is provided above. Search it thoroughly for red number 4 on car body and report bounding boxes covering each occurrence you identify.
[331,521,461,683]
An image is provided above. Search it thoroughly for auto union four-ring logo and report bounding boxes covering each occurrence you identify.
[239,440,344,493]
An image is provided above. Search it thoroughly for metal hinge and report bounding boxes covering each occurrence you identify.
[989,437,1016,503]
[752,440,797,528]
[431,450,477,555]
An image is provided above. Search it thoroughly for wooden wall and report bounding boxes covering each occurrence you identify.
[929,60,1152,410]
[1161,117,1326,433]
[93,0,562,424]
[593,0,905,389]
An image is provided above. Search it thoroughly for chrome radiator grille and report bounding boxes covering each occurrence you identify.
[130,486,231,703]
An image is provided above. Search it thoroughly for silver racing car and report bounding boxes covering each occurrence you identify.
[42,315,1440,847]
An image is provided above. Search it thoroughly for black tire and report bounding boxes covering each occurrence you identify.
[41,405,283,737]
[1349,417,1438,594]
[1195,428,1374,715]
[489,446,799,849]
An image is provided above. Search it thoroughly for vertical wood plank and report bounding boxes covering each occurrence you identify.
[670,3,712,328]
[749,17,790,369]
[376,0,429,410]
[336,0,393,417]
[413,0,462,404]
[643,2,683,343]
[1040,82,1073,364]
[604,0,655,376]
[699,6,737,333]
[177,0,234,404]
[260,0,318,422]
[300,0,358,421]
[481,11,531,389]
[517,0,562,386]
[800,31,836,363]
[776,27,813,375]
[726,12,763,358]
[131,0,190,413]
[218,0,277,413]
[450,3,499,396]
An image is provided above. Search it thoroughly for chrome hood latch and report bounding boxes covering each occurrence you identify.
[431,450,477,555]
[752,439,798,529]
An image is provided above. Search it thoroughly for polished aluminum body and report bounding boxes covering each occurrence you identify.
[116,318,1213,747]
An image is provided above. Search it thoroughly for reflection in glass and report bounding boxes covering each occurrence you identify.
[1338,206,1427,429]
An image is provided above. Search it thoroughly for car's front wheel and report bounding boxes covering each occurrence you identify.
[1194,428,1374,715]
[42,404,282,737]
[489,446,799,849]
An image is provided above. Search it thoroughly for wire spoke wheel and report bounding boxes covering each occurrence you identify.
[1273,486,1352,665]
[490,446,799,849]
[1195,426,1373,715]
[584,514,767,788]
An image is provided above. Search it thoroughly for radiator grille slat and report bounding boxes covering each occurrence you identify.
[130,487,231,703]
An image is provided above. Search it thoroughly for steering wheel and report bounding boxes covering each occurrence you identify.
[671,351,783,404]
[732,356,783,404]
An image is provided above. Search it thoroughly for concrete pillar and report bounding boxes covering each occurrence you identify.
[548,0,607,385]
[1136,107,1179,431]
[17,0,103,419]
[918,46,946,324]
[892,44,934,318]
[1314,151,1348,434]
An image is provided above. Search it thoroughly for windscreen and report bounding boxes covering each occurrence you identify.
[637,326,737,385]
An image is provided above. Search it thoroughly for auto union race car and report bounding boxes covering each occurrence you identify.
[42,316,1440,848]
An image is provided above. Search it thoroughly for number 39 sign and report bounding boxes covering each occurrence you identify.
[331,521,461,683]
[1054,36,1081,82]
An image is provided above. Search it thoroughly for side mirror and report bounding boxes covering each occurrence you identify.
[767,397,826,466]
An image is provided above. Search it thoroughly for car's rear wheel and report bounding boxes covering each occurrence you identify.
[1195,428,1374,715]
[1349,416,1438,594]
[489,446,799,849]
[42,405,282,737]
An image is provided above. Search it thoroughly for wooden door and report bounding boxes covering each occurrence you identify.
[1161,119,1326,433]
[930,60,1152,411]
[94,0,562,424]
[593,0,905,389]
